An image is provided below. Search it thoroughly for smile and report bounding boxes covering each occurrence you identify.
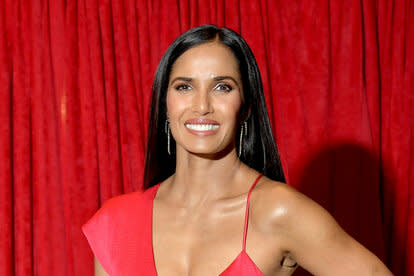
[185,124,220,131]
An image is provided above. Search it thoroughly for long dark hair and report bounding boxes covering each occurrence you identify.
[143,25,285,189]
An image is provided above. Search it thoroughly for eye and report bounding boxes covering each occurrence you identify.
[214,83,233,92]
[174,83,193,91]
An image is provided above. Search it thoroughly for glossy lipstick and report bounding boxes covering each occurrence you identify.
[184,119,220,136]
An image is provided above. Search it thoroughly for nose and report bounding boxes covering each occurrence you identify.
[192,90,212,115]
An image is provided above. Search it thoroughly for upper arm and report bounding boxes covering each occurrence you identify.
[269,184,393,276]
[94,256,110,276]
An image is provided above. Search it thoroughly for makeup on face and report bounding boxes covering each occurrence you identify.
[184,118,220,136]
[166,42,243,154]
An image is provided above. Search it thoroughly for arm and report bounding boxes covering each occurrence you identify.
[273,185,393,275]
[94,257,110,276]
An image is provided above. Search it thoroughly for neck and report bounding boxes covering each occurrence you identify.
[162,146,252,207]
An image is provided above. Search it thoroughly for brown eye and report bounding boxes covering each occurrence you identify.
[175,84,192,91]
[214,83,233,92]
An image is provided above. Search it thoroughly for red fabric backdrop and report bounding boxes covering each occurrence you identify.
[0,0,412,275]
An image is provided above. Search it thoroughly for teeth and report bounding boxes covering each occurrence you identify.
[185,124,219,131]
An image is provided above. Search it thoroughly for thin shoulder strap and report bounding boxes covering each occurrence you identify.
[242,174,263,250]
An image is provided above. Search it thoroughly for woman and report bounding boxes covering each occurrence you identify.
[83,25,392,275]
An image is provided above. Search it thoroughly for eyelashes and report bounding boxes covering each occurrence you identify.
[173,83,234,92]
[174,83,192,91]
[214,83,233,92]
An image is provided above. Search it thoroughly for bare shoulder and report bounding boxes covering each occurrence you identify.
[252,177,344,250]
[252,177,319,228]
[251,177,393,275]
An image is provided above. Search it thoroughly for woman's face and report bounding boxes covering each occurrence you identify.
[166,42,243,157]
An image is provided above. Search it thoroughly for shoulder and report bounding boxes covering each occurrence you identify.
[82,185,158,234]
[101,190,146,212]
[102,183,160,212]
[248,176,393,275]
[252,177,308,221]
[91,190,144,219]
[81,186,159,275]
[251,177,338,240]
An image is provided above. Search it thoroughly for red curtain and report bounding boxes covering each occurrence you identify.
[1,0,412,275]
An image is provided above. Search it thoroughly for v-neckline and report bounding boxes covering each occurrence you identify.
[148,182,241,276]
[148,177,264,276]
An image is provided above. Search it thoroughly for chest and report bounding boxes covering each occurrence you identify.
[152,198,292,275]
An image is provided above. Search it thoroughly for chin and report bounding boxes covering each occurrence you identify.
[188,147,219,155]
[185,144,234,159]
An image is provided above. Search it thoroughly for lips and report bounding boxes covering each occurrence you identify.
[184,119,220,125]
[184,119,220,136]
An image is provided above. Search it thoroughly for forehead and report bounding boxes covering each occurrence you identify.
[169,42,240,79]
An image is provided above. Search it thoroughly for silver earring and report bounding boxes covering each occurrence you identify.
[238,121,247,157]
[165,120,171,155]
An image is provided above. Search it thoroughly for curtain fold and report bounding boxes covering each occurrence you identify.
[0,0,412,275]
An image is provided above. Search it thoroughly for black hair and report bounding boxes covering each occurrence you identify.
[143,24,285,189]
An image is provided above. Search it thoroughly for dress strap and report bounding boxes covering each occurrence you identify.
[242,173,263,251]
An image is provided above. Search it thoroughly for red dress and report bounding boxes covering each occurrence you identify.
[82,174,264,275]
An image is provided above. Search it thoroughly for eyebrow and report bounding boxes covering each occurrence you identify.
[213,76,239,84]
[170,77,193,83]
[169,76,240,86]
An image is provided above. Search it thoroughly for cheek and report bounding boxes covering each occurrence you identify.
[217,97,243,122]
[166,92,190,132]
[166,91,183,117]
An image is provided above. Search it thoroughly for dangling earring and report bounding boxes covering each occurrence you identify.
[165,120,171,155]
[238,121,248,157]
